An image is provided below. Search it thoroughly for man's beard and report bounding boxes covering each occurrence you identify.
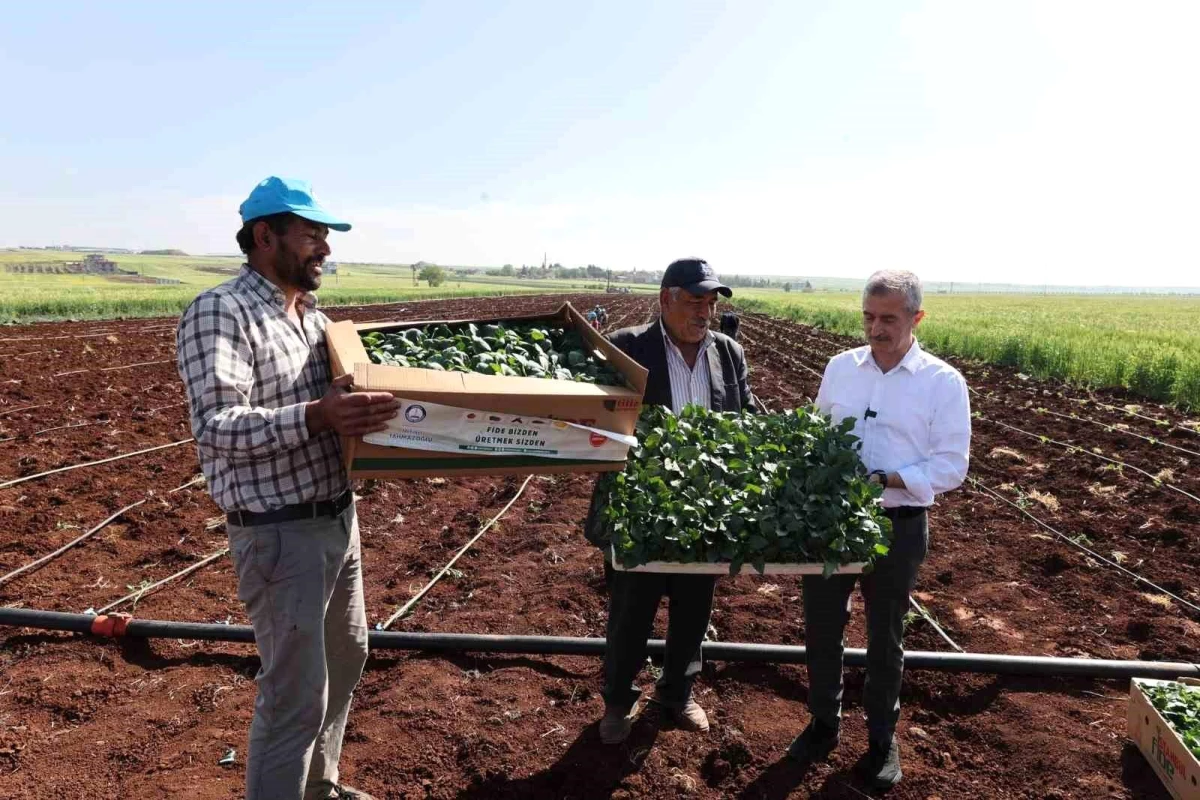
[274,245,322,292]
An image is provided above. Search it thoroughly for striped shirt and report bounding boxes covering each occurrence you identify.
[176,265,348,513]
[662,326,714,414]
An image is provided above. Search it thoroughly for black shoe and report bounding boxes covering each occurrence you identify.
[859,737,902,789]
[786,719,840,763]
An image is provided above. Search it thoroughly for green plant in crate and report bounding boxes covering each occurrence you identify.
[361,322,625,385]
[1144,682,1200,759]
[599,405,892,576]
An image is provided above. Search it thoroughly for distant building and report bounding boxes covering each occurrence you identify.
[80,253,118,273]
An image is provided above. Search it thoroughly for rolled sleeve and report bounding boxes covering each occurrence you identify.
[895,464,934,506]
[274,401,312,450]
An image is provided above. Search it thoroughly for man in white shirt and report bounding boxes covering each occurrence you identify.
[787,270,971,790]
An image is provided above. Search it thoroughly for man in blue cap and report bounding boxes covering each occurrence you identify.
[176,177,398,800]
[584,258,759,745]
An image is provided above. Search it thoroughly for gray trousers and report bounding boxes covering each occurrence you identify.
[802,509,929,743]
[602,561,717,710]
[227,503,369,800]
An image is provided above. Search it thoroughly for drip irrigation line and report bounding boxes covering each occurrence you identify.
[4,607,1198,679]
[93,548,229,615]
[39,359,175,381]
[1032,406,1200,459]
[976,415,1200,506]
[379,475,534,630]
[968,384,1196,457]
[968,477,1200,615]
[0,420,110,444]
[99,359,174,372]
[908,596,964,653]
[0,439,194,490]
[0,404,50,417]
[1082,397,1200,436]
[168,476,205,494]
[0,500,146,587]
[0,331,124,343]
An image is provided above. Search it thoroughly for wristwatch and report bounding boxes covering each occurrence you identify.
[869,470,888,487]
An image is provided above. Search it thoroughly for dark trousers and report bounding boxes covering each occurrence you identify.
[802,509,929,743]
[602,561,717,711]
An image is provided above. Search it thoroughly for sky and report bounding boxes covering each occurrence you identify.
[1,1,1197,287]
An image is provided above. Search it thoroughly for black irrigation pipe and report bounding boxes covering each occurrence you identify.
[2,607,1197,679]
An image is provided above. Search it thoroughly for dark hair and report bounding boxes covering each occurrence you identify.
[235,212,298,255]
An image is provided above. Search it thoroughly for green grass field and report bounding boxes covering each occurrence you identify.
[0,251,652,323]
[732,290,1200,409]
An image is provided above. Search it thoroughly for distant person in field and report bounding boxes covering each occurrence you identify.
[719,311,739,340]
[787,269,971,790]
[176,176,398,800]
[584,258,759,745]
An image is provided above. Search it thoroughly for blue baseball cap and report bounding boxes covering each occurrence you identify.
[238,176,352,232]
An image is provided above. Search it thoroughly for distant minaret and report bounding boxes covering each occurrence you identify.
[542,252,547,270]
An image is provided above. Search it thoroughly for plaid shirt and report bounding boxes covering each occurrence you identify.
[176,265,347,512]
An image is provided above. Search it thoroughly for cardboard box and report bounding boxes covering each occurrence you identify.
[609,544,865,575]
[1128,678,1200,800]
[325,302,648,478]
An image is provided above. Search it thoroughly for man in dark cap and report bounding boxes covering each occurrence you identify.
[584,258,759,745]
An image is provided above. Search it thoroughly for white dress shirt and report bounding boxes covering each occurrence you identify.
[816,339,971,508]
[662,326,713,414]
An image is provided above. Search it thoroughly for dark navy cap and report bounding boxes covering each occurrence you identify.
[661,258,732,297]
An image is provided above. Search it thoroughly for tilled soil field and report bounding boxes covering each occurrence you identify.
[0,293,1197,799]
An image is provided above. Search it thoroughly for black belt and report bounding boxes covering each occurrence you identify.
[227,490,353,528]
[885,505,927,520]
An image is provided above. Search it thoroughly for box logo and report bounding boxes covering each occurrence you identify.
[404,405,427,423]
[1150,726,1187,781]
[589,432,607,447]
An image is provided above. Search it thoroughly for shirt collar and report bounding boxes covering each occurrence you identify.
[854,338,925,374]
[660,322,713,360]
[237,264,318,311]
